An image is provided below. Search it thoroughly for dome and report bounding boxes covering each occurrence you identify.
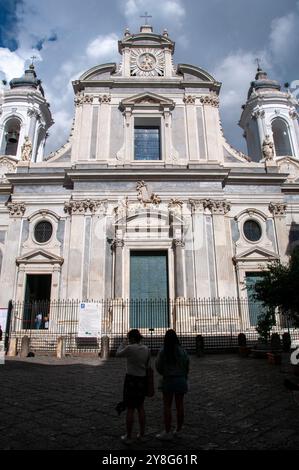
[247,67,281,99]
[9,64,44,95]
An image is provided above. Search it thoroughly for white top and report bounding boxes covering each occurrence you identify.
[116,342,149,377]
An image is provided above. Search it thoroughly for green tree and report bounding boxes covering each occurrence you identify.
[254,247,299,329]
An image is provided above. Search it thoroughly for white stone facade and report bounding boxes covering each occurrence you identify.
[0,25,299,324]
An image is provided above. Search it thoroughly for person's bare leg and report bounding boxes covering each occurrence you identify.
[126,407,134,438]
[137,404,145,437]
[175,393,184,431]
[163,393,174,433]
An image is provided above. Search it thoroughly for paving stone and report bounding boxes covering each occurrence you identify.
[1,354,299,450]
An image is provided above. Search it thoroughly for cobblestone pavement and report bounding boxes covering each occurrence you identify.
[0,353,299,450]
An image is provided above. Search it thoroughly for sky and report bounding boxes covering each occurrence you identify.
[0,0,299,155]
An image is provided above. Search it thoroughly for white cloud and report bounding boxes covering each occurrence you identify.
[86,34,119,61]
[269,12,297,60]
[0,47,41,82]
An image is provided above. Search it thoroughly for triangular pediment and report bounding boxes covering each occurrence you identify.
[120,92,174,109]
[234,246,279,263]
[16,250,64,265]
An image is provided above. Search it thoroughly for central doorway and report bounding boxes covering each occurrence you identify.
[130,250,169,329]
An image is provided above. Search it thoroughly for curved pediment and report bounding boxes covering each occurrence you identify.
[77,63,117,82]
[178,63,221,88]
[120,92,175,110]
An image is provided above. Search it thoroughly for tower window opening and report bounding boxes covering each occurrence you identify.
[272,118,293,156]
[4,118,21,156]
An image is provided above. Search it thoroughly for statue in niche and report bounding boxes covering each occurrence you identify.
[262,135,274,160]
[21,136,32,161]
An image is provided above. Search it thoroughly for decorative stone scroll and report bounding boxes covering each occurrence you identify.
[7,201,26,217]
[269,202,287,216]
[64,199,106,215]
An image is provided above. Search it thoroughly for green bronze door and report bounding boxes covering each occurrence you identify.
[245,272,266,326]
[130,251,169,328]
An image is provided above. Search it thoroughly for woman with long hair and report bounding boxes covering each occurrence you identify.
[116,329,150,445]
[155,329,189,441]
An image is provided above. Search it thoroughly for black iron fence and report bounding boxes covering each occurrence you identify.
[9,298,299,353]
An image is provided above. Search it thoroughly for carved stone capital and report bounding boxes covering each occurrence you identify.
[289,109,299,120]
[64,199,106,215]
[111,238,124,250]
[183,95,196,105]
[7,201,26,217]
[269,202,287,216]
[251,109,265,120]
[199,93,219,108]
[74,93,93,106]
[99,94,111,104]
[192,198,231,215]
[168,198,183,211]
[173,238,185,248]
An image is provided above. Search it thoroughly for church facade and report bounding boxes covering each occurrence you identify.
[0,24,299,347]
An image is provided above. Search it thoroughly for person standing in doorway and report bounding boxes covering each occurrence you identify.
[155,329,189,441]
[34,313,42,330]
[116,329,150,445]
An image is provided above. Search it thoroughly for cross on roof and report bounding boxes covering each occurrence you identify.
[140,11,152,25]
[255,57,262,70]
[30,55,37,66]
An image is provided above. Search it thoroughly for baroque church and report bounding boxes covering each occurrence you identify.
[0,23,299,347]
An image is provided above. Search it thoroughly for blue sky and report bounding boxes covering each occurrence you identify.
[0,0,298,154]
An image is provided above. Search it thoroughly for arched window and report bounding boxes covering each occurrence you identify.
[4,118,21,156]
[272,118,293,156]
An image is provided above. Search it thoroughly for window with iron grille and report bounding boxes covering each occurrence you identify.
[34,221,53,243]
[134,126,161,160]
[243,220,261,242]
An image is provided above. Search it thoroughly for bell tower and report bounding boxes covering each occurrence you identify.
[0,63,53,162]
[239,65,299,162]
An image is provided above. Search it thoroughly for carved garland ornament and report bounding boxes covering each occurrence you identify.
[199,94,219,108]
[74,93,94,106]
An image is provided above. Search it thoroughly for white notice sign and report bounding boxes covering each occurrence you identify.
[78,303,102,338]
[0,308,8,336]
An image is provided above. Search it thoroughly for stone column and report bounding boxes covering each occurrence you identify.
[78,95,94,161]
[97,94,111,161]
[64,199,96,299]
[173,231,185,298]
[184,95,199,162]
[189,199,210,297]
[207,200,236,298]
[269,202,288,262]
[112,234,124,299]
[0,202,26,307]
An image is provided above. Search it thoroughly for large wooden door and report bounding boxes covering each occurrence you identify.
[130,251,169,328]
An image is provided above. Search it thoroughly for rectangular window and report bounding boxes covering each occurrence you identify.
[134,126,161,160]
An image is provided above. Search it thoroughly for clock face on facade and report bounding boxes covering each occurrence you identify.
[130,48,165,77]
